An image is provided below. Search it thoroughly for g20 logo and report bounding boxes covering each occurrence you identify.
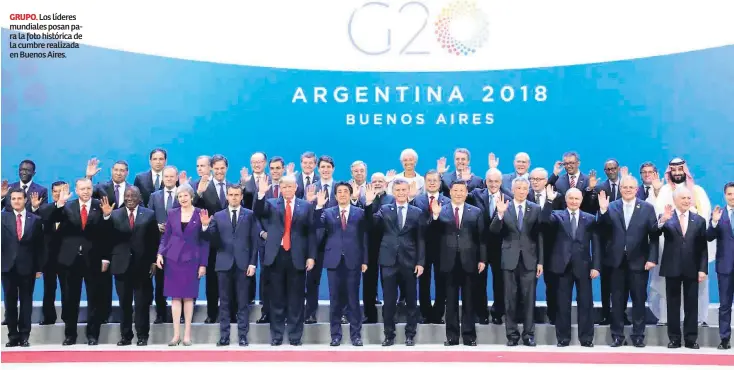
[348,0,489,56]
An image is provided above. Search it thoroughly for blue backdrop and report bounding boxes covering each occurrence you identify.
[3,29,733,303]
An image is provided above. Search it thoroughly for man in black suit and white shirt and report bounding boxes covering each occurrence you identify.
[296,151,319,199]
[133,148,168,206]
[1,159,48,212]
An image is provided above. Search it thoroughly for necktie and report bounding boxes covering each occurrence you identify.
[283,200,292,251]
[114,184,120,206]
[129,210,135,229]
[55,222,60,231]
[231,209,237,232]
[624,203,632,229]
[570,211,577,237]
[454,207,460,228]
[218,183,226,207]
[489,194,495,216]
[397,206,405,229]
[323,184,330,203]
[16,213,22,240]
[306,176,311,187]
[273,184,279,198]
[570,175,577,189]
[730,209,734,234]
[81,204,88,230]
[679,213,687,235]
[21,185,28,194]
[166,190,173,210]
[341,209,347,230]
[154,174,160,189]
[644,186,650,200]
[611,184,617,201]
[517,205,524,231]
[255,176,260,190]
[429,196,435,212]
[535,192,541,204]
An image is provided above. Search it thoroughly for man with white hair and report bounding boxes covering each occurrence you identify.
[387,149,425,196]
[495,152,531,194]
[656,186,708,349]
[349,161,368,199]
[650,158,715,326]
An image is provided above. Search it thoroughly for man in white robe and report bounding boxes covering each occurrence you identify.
[649,158,715,325]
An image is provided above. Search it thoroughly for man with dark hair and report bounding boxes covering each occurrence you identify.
[133,148,168,206]
[638,162,659,201]
[37,181,68,325]
[296,151,319,199]
[707,182,734,349]
[1,159,48,212]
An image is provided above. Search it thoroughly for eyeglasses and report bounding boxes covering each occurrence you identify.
[529,177,545,181]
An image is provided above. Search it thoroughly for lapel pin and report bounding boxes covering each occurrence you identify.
[636,204,640,209]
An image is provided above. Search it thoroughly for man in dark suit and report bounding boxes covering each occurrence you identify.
[437,148,485,196]
[598,175,660,347]
[305,155,337,324]
[147,165,181,323]
[366,179,424,346]
[412,170,449,324]
[542,187,600,347]
[133,148,168,206]
[707,182,734,350]
[657,186,708,349]
[296,151,319,199]
[637,162,658,201]
[466,168,509,325]
[490,177,544,347]
[37,181,66,325]
[241,152,268,210]
[1,159,48,212]
[431,180,485,346]
[314,182,368,346]
[104,186,159,346]
[499,152,531,195]
[547,151,597,214]
[1,188,44,347]
[209,184,259,347]
[51,178,110,345]
[193,154,233,323]
[253,175,316,346]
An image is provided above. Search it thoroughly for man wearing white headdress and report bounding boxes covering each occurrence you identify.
[650,158,715,325]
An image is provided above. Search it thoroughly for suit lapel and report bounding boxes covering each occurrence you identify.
[507,202,518,231]
[278,198,286,225]
[672,214,684,237]
[627,200,642,229]
[724,210,734,239]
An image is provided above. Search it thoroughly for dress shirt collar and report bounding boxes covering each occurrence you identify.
[727,205,734,214]
[151,170,162,179]
[451,202,464,210]
[396,201,408,208]
[622,198,636,207]
[19,180,33,188]
[513,200,526,209]
[677,209,690,219]
[568,172,580,178]
[229,206,241,214]
[165,186,177,193]
[426,191,440,199]
[126,206,138,216]
[320,178,333,188]
[13,209,26,218]
[567,208,580,217]
[338,205,350,214]
[79,199,92,210]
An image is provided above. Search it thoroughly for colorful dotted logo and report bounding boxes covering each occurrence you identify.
[435,0,489,56]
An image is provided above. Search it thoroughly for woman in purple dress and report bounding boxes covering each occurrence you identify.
[155,183,210,346]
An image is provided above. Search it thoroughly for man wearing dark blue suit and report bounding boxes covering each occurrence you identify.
[598,175,660,347]
[542,187,600,347]
[305,155,337,324]
[412,170,449,324]
[437,148,485,197]
[637,162,659,201]
[147,165,181,323]
[1,159,48,212]
[657,187,708,349]
[707,182,734,350]
[367,179,425,346]
[253,175,316,346]
[295,151,319,199]
[314,182,368,346]
[2,188,44,347]
[133,148,168,206]
[209,184,259,347]
[547,151,597,214]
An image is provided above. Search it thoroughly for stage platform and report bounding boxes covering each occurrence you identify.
[0,303,725,348]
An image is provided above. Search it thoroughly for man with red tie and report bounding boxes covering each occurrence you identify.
[2,188,44,347]
[253,175,316,346]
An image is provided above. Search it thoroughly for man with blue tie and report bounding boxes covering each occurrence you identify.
[542,187,600,347]
[133,148,168,207]
[436,148,485,197]
[597,175,660,347]
[209,184,258,346]
[657,187,708,349]
[305,155,337,324]
[314,182,368,346]
[707,182,734,350]
[254,175,316,346]
[366,179,425,346]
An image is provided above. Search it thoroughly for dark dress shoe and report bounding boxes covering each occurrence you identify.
[668,341,681,348]
[444,340,459,346]
[580,341,594,347]
[341,316,348,325]
[305,316,317,324]
[230,317,237,324]
[557,341,570,347]
[382,338,395,346]
[256,315,270,324]
[464,340,477,346]
[597,318,611,326]
[507,339,519,346]
[239,338,248,347]
[19,339,30,347]
[217,338,230,346]
[62,337,76,346]
[153,316,164,324]
[684,342,699,349]
[491,317,503,325]
[249,299,255,305]
[523,338,536,347]
[137,338,148,346]
[117,338,132,346]
[180,317,185,323]
[701,322,709,327]
[610,337,626,347]
[352,339,363,346]
[376,300,383,305]
[718,339,731,349]
[87,338,99,346]
[632,338,645,348]
[624,316,632,326]
[478,317,489,325]
[39,319,55,326]
[204,317,217,324]
[405,337,415,346]
[330,339,341,347]
[363,317,377,324]
[436,319,445,324]
[5,339,19,347]
[271,339,282,346]
[1,319,6,325]
[289,340,302,346]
